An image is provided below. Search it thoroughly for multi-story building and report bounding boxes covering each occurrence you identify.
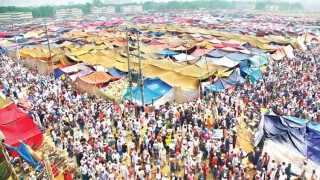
[91,6,116,15]
[55,8,83,18]
[265,5,280,12]
[235,4,256,11]
[120,5,143,13]
[0,12,33,21]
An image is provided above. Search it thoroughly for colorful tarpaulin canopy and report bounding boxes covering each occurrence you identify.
[255,115,320,177]
[156,49,180,57]
[100,78,129,100]
[79,71,118,84]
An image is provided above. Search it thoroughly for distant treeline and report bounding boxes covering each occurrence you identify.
[0,0,304,18]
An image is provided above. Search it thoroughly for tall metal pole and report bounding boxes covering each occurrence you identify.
[11,13,20,61]
[45,24,54,77]
[136,30,145,106]
[126,28,133,99]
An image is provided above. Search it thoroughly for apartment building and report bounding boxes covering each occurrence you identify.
[91,6,116,15]
[55,8,83,18]
[120,5,143,13]
[0,12,33,21]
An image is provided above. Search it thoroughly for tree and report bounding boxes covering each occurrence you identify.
[92,0,104,7]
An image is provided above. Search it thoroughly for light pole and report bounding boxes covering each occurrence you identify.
[44,24,54,77]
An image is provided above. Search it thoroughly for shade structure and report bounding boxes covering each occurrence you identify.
[156,49,180,57]
[99,78,129,101]
[249,53,269,67]
[0,100,43,156]
[206,78,230,92]
[242,67,263,82]
[124,78,172,105]
[107,68,128,78]
[255,115,320,177]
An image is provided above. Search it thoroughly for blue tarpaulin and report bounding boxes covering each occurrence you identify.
[223,70,246,85]
[108,68,128,78]
[226,52,252,61]
[207,49,226,58]
[4,142,42,171]
[147,32,166,37]
[249,53,269,67]
[242,67,263,82]
[124,78,172,104]
[206,78,229,92]
[54,68,67,80]
[144,78,172,95]
[156,49,179,57]
[258,114,320,166]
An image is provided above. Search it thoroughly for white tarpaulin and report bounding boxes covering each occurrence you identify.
[173,53,198,62]
[211,56,240,68]
[263,140,320,178]
[61,63,91,74]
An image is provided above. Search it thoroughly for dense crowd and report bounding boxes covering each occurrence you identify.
[0,43,319,180]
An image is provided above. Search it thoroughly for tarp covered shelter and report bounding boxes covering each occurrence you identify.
[255,115,320,177]
[124,78,172,105]
[108,68,128,78]
[99,78,129,101]
[156,49,180,57]
[206,78,230,92]
[0,99,43,153]
[249,53,269,67]
[242,67,263,82]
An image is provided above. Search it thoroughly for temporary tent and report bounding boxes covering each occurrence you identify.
[242,67,263,82]
[225,52,252,61]
[206,78,230,92]
[207,49,226,58]
[99,78,129,101]
[144,78,172,95]
[0,103,27,125]
[255,115,320,177]
[249,54,269,67]
[123,78,172,105]
[69,69,94,81]
[76,72,118,94]
[223,69,246,86]
[156,49,180,57]
[0,101,43,151]
[190,48,213,57]
[107,68,128,78]
[210,56,240,68]
[172,53,197,62]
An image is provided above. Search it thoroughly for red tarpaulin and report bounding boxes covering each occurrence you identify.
[0,102,43,156]
[191,48,213,56]
[0,103,26,125]
[0,114,43,149]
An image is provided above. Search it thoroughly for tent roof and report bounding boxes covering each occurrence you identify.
[79,71,118,84]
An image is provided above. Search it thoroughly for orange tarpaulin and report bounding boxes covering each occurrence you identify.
[79,71,118,84]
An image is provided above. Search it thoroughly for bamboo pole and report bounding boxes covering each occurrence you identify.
[0,143,19,180]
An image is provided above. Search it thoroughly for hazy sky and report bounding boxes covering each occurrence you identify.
[0,0,91,7]
[0,0,212,7]
[0,0,310,7]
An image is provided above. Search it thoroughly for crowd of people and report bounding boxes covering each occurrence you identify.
[0,42,319,180]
